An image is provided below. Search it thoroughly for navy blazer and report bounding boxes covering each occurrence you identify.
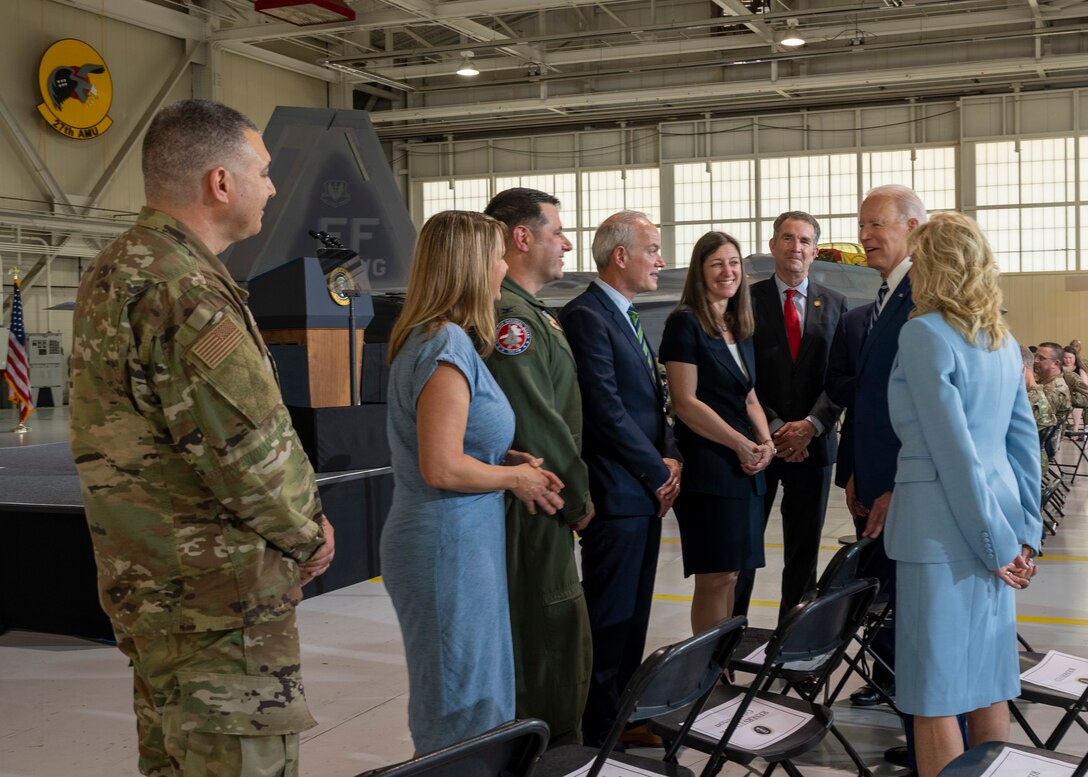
[560,283,680,517]
[750,278,847,469]
[826,274,913,506]
[659,309,765,499]
[826,303,872,488]
[884,314,1043,566]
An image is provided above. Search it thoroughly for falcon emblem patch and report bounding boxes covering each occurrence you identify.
[495,318,531,355]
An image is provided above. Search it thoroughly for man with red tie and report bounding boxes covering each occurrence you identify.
[734,211,847,621]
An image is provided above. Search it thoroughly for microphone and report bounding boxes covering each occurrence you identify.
[308,229,345,249]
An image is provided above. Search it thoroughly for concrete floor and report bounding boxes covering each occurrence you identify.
[1,406,1085,776]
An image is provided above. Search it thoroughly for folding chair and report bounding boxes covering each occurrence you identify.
[1009,650,1088,751]
[354,718,550,777]
[650,578,881,777]
[938,741,1087,777]
[533,616,748,777]
[730,537,893,710]
[1056,427,1088,482]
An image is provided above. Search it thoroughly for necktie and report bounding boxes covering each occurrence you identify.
[866,278,890,334]
[626,306,655,374]
[784,288,801,361]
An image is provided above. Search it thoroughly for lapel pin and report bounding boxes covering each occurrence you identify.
[813,299,822,308]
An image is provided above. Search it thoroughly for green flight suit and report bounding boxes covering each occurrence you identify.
[487,277,593,746]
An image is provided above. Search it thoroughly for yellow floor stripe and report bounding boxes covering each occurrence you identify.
[660,538,1088,561]
[1016,614,1088,626]
[652,593,1087,626]
[1039,554,1088,562]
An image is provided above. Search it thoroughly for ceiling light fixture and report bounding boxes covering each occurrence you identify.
[778,18,806,48]
[254,0,355,26]
[456,51,480,77]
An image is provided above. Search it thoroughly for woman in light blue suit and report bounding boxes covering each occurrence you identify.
[884,211,1042,777]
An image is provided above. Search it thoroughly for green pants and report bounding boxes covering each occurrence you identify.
[117,615,316,777]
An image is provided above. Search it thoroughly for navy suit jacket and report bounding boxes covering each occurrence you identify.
[560,283,680,517]
[658,309,764,499]
[750,277,847,469]
[825,274,913,506]
[826,302,871,488]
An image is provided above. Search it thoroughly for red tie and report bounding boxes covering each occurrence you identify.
[784,289,801,361]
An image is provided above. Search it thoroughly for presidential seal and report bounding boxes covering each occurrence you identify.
[37,39,113,140]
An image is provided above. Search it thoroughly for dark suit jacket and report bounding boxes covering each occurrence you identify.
[826,275,914,506]
[560,282,680,517]
[750,277,847,469]
[826,302,872,488]
[658,309,765,499]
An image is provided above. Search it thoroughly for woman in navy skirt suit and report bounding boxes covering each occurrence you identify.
[659,232,773,635]
[883,212,1043,777]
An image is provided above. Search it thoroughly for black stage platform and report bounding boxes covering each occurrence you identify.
[0,442,392,641]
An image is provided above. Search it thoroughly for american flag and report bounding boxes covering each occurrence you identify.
[3,278,33,423]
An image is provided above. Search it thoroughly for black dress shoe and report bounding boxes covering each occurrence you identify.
[849,684,891,706]
[884,745,909,767]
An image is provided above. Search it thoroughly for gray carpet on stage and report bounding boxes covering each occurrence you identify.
[0,442,82,509]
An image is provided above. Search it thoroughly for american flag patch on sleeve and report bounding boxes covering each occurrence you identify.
[191,318,245,368]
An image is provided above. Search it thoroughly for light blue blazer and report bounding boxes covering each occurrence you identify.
[884,313,1042,570]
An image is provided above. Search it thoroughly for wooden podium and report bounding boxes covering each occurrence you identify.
[246,256,374,409]
[261,328,364,408]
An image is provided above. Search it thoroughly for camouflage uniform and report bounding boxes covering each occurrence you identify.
[486,277,593,746]
[1040,373,1072,421]
[1062,369,1088,409]
[70,208,326,777]
[1027,385,1054,478]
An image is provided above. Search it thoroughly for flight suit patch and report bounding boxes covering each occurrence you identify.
[542,310,563,331]
[191,318,245,369]
[495,318,531,356]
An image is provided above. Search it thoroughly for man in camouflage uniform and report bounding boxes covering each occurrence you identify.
[484,188,593,746]
[1022,345,1054,477]
[70,100,334,777]
[1035,342,1072,421]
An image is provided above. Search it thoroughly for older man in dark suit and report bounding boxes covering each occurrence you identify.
[560,210,682,748]
[734,211,847,622]
[826,183,928,767]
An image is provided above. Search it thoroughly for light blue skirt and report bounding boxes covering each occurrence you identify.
[895,557,1021,717]
[381,490,515,754]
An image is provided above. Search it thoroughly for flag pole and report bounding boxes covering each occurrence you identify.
[4,268,32,434]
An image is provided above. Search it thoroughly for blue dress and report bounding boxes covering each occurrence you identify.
[381,323,516,754]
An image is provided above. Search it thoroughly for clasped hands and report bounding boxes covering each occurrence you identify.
[505,449,565,515]
[994,545,1039,590]
[772,420,816,463]
[300,514,336,586]
[738,439,774,476]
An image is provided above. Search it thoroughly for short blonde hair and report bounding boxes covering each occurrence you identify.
[388,211,507,361]
[908,211,1007,350]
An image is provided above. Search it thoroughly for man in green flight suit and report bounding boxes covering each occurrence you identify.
[484,188,593,746]
[70,99,334,777]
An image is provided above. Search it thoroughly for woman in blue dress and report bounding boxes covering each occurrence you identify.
[883,212,1042,777]
[659,231,774,636]
[382,210,565,754]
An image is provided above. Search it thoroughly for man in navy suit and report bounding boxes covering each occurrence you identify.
[826,183,926,766]
[560,210,682,748]
[734,212,846,622]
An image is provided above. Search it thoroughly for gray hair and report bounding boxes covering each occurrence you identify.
[592,210,652,270]
[142,99,260,205]
[864,184,928,224]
